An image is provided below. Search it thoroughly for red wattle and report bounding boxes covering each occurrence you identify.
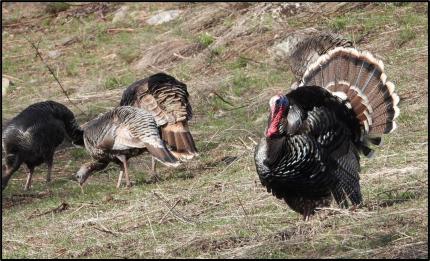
[266,106,285,137]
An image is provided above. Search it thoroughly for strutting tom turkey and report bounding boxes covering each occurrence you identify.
[75,106,180,188]
[254,44,400,220]
[2,101,84,191]
[120,72,198,179]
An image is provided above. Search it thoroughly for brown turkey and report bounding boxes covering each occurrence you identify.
[254,46,400,220]
[120,73,198,179]
[75,106,180,188]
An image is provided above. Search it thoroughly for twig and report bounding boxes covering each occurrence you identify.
[152,191,195,225]
[25,36,87,116]
[146,215,157,242]
[158,199,181,224]
[238,136,252,150]
[173,52,188,59]
[93,223,118,237]
[248,136,258,145]
[28,202,69,219]
[211,91,235,107]
[107,28,135,34]
[2,74,23,82]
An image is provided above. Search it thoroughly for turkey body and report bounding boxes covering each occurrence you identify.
[75,106,180,188]
[255,44,400,220]
[2,101,84,191]
[255,87,362,218]
[120,73,198,160]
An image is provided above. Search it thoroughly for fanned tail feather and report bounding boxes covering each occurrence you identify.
[161,122,198,160]
[299,47,400,141]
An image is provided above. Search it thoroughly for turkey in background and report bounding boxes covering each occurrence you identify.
[75,106,180,188]
[120,72,198,180]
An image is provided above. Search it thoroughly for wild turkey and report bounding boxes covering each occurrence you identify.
[120,72,198,179]
[254,46,400,220]
[2,101,84,191]
[75,106,180,188]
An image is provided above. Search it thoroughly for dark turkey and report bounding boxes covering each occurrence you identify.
[254,46,400,220]
[120,72,198,178]
[75,106,180,188]
[2,101,84,191]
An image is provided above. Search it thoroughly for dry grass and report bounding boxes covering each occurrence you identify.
[2,2,428,259]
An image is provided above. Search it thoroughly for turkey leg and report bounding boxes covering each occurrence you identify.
[24,166,35,191]
[116,155,131,188]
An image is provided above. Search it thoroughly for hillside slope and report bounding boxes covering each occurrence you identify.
[2,2,428,258]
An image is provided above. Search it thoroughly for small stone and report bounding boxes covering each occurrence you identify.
[112,6,129,24]
[47,50,62,59]
[146,10,181,25]
[59,36,79,46]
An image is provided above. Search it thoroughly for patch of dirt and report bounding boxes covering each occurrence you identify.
[2,190,54,209]
[172,235,253,255]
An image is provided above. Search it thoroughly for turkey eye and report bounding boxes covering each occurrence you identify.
[276,100,280,105]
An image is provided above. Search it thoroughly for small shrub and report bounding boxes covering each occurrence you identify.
[329,16,348,32]
[198,32,215,47]
[104,74,135,90]
[118,48,140,64]
[228,56,248,70]
[45,2,70,14]
[397,26,416,46]
[65,62,79,77]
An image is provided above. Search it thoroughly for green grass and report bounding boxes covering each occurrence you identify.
[397,26,416,47]
[197,32,215,47]
[104,73,135,90]
[2,2,428,259]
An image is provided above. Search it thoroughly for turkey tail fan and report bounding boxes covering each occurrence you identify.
[285,31,353,82]
[299,47,400,139]
[161,122,198,160]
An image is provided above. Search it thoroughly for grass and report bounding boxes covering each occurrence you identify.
[104,74,135,90]
[197,32,215,47]
[2,2,428,259]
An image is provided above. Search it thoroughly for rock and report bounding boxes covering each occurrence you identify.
[59,36,80,46]
[47,50,62,59]
[268,28,318,61]
[214,109,226,118]
[146,10,181,25]
[129,10,147,22]
[2,78,10,96]
[134,39,204,70]
[112,5,129,24]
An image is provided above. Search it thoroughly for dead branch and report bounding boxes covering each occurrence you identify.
[2,74,24,82]
[28,202,69,219]
[106,28,135,34]
[152,191,195,225]
[210,91,235,107]
[25,36,87,116]
[92,223,118,237]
